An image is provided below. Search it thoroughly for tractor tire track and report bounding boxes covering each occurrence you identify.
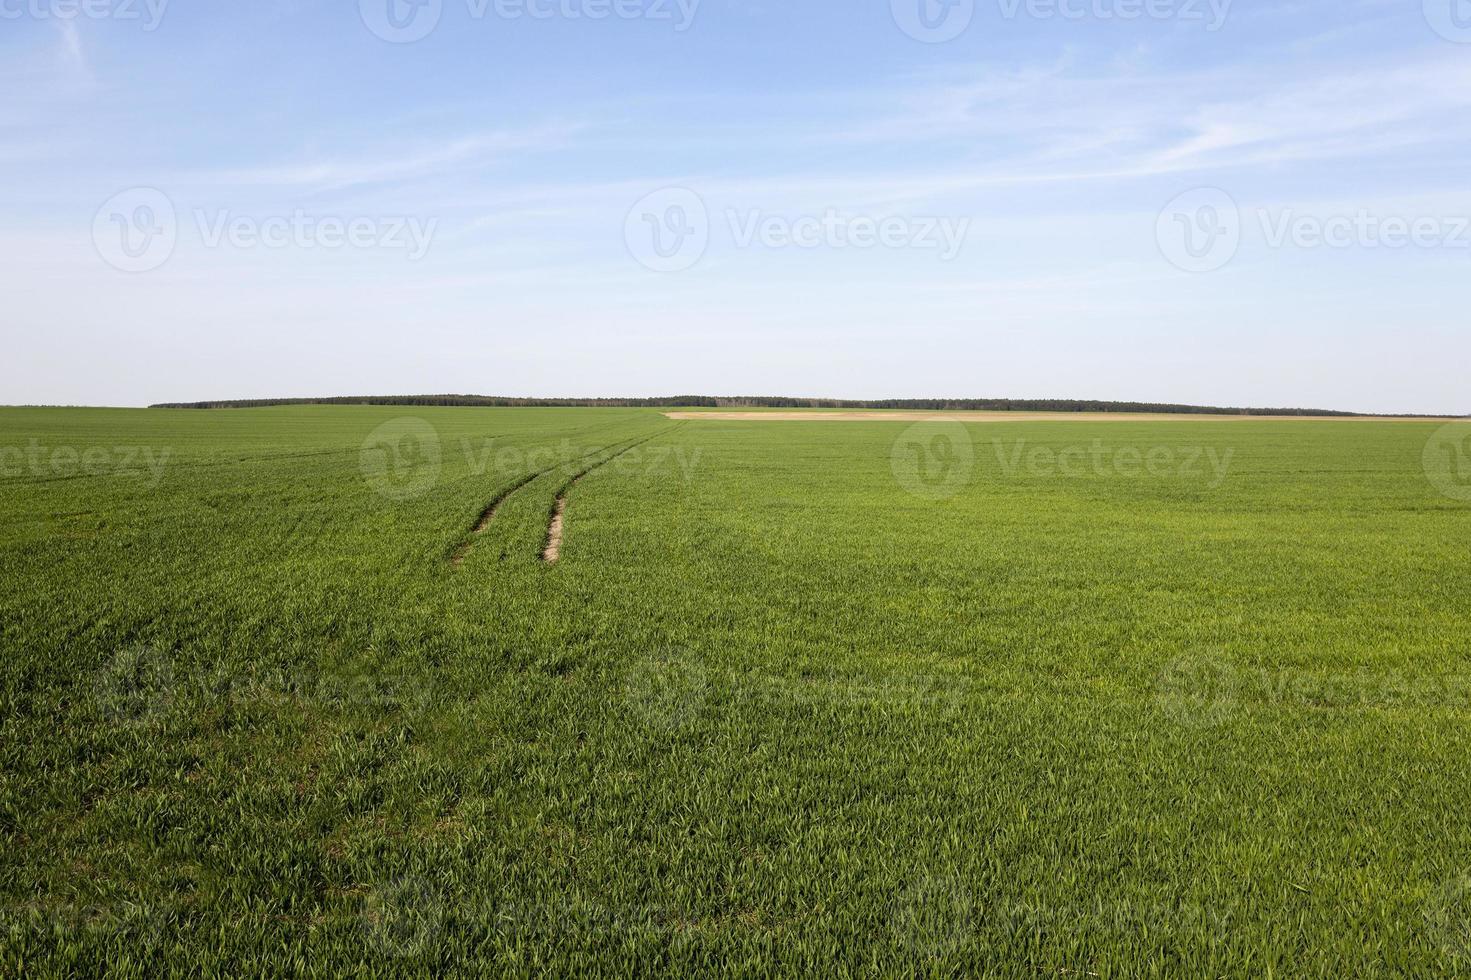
[448,470,544,566]
[450,429,671,567]
[541,426,681,564]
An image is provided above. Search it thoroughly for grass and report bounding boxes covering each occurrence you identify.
[2,405,1470,976]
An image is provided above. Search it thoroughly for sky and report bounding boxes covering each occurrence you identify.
[3,0,1469,413]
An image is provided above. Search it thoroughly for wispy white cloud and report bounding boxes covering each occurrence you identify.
[192,123,588,193]
[53,20,86,74]
[823,49,1471,181]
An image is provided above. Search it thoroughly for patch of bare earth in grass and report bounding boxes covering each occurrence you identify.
[542,492,571,563]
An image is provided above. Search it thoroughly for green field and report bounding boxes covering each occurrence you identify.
[3,405,1471,976]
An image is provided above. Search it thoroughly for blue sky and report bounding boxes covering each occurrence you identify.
[4,0,1470,412]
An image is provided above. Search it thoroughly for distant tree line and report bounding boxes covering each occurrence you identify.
[139,394,1427,416]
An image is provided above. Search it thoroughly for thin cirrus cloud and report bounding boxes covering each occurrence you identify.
[251,52,1471,222]
[191,123,589,194]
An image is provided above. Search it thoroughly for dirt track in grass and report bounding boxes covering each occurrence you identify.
[541,488,572,563]
[541,427,681,564]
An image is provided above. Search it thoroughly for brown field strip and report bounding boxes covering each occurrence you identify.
[663,411,1452,423]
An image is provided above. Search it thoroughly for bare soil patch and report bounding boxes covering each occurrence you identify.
[541,492,571,563]
[663,411,1437,423]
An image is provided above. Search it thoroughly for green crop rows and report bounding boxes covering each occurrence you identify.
[2,405,1470,976]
